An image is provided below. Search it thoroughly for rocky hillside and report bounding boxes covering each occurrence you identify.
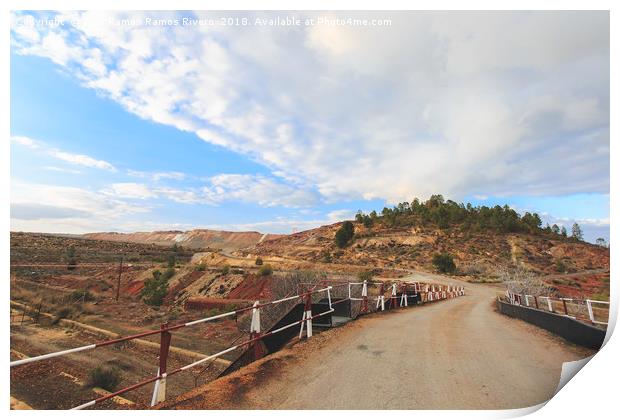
[246,216,609,279]
[244,196,609,277]
[83,229,283,251]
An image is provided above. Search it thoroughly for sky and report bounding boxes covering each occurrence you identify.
[9,11,610,243]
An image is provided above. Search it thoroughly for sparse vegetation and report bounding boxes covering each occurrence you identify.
[596,237,607,248]
[66,245,77,270]
[353,195,559,236]
[167,254,177,268]
[89,366,121,391]
[500,266,551,296]
[571,223,583,241]
[257,264,273,276]
[52,305,74,324]
[555,259,567,273]
[357,270,373,282]
[355,211,374,228]
[69,290,95,302]
[432,253,456,274]
[196,262,207,271]
[220,264,230,275]
[141,269,174,306]
[255,257,263,266]
[335,221,355,248]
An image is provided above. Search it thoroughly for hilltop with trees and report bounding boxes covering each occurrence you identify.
[251,194,607,280]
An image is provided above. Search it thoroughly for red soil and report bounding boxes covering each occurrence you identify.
[227,275,273,300]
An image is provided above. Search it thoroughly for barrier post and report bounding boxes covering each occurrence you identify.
[361,280,368,313]
[524,295,529,307]
[376,283,385,311]
[151,323,171,406]
[586,299,595,323]
[562,299,569,316]
[249,300,264,359]
[390,283,398,309]
[297,293,314,339]
[546,297,553,312]
[534,296,539,309]
[400,284,408,307]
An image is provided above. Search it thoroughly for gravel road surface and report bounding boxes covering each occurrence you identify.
[167,272,595,409]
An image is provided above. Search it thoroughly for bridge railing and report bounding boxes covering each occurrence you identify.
[10,280,466,409]
[504,291,609,326]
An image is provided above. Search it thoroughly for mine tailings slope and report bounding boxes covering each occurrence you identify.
[83,229,283,250]
[164,272,594,410]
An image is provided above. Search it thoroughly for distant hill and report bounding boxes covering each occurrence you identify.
[82,229,284,251]
[246,196,610,282]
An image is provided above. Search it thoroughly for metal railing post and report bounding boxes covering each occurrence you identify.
[390,283,398,309]
[304,293,313,338]
[151,323,172,406]
[361,280,368,313]
[376,283,385,311]
[562,299,569,316]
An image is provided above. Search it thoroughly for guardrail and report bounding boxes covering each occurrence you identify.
[10,279,465,409]
[504,291,609,325]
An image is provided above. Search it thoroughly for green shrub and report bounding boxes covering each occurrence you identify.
[335,221,355,248]
[89,366,121,391]
[432,253,456,274]
[357,270,373,282]
[220,264,230,275]
[66,246,77,270]
[52,305,74,324]
[162,267,175,281]
[167,254,176,268]
[141,270,170,306]
[255,257,263,266]
[69,290,95,302]
[257,264,273,276]
[196,263,207,271]
[555,260,567,273]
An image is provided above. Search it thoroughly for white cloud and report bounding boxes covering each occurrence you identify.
[11,135,116,172]
[101,174,318,207]
[103,183,158,199]
[43,166,82,174]
[11,136,40,149]
[127,169,186,181]
[203,174,318,207]
[49,149,116,171]
[11,180,149,233]
[10,11,609,204]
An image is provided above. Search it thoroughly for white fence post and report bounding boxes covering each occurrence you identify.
[546,297,553,312]
[151,368,161,407]
[250,300,261,335]
[524,295,529,307]
[586,299,595,323]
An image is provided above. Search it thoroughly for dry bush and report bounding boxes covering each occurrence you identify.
[500,266,552,296]
[459,262,487,277]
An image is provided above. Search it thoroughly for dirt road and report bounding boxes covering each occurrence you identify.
[167,272,594,410]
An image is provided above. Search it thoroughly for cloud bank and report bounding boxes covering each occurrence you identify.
[10,11,609,205]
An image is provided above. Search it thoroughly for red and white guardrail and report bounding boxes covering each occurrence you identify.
[10,279,466,409]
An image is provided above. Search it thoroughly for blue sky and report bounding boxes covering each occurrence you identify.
[10,11,609,243]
